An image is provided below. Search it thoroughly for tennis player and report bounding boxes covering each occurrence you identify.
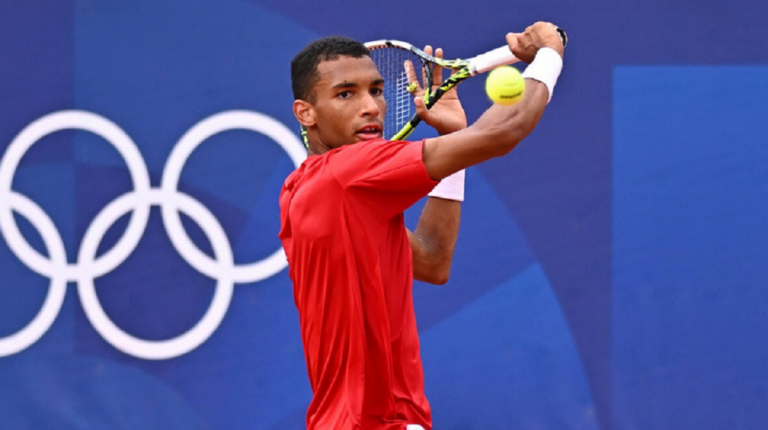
[279,22,565,430]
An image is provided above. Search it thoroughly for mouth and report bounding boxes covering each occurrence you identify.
[355,123,383,140]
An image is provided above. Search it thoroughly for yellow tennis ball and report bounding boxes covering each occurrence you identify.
[485,66,525,105]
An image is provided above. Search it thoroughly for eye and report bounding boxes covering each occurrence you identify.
[370,87,384,97]
[337,90,353,99]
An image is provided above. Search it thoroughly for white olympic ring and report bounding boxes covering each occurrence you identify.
[0,110,306,360]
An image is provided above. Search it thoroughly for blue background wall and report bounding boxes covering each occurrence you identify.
[1,1,766,429]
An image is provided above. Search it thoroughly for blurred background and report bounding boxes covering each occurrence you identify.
[1,0,767,429]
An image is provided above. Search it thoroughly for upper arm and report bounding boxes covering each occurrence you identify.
[422,126,511,181]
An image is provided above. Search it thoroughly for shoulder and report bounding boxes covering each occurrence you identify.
[328,139,424,168]
[340,138,419,154]
[280,155,323,195]
[326,139,434,192]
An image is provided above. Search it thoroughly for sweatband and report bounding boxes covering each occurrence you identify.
[521,47,563,103]
[428,169,465,201]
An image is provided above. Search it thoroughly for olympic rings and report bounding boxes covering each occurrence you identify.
[0,110,305,359]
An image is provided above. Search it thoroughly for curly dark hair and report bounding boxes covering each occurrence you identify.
[291,36,370,103]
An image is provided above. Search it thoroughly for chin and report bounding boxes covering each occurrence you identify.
[354,135,383,143]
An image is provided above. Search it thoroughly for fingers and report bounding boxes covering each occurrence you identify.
[528,22,565,56]
[423,45,432,87]
[433,47,443,85]
[413,90,430,120]
[404,60,422,94]
[423,45,448,89]
[415,46,432,119]
[506,32,520,52]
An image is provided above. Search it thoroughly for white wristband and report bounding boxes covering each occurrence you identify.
[521,47,563,103]
[428,169,465,202]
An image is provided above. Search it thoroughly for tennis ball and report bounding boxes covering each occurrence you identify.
[485,66,525,105]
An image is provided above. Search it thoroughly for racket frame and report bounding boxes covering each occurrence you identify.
[365,39,521,141]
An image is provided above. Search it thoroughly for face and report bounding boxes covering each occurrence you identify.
[305,56,386,149]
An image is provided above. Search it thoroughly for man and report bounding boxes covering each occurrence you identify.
[279,22,565,430]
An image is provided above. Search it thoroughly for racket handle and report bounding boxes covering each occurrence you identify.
[470,27,568,75]
[469,46,519,75]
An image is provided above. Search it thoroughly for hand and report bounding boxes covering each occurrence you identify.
[405,46,467,136]
[506,22,565,63]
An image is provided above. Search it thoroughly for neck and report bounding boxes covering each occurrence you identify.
[306,132,333,156]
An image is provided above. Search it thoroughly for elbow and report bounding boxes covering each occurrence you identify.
[412,238,455,285]
[421,271,449,286]
[425,261,451,285]
[414,260,451,285]
[432,271,450,285]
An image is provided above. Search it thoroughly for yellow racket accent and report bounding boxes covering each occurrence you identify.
[300,126,309,148]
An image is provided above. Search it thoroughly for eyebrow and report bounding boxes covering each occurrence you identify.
[332,82,358,90]
[331,78,385,90]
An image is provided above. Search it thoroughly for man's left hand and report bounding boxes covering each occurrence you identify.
[405,46,467,136]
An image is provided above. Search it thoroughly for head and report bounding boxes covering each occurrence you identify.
[291,36,385,153]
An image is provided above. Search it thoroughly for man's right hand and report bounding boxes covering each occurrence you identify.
[505,22,565,63]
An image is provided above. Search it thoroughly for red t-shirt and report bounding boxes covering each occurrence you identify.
[279,139,438,430]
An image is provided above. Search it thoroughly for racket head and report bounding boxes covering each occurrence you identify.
[364,40,435,141]
[366,40,480,141]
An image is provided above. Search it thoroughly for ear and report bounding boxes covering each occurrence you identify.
[293,100,316,128]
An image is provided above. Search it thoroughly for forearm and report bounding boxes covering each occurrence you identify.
[423,79,549,180]
[408,196,461,285]
[472,78,550,157]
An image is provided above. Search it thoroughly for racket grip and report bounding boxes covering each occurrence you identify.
[469,46,519,75]
[470,27,568,75]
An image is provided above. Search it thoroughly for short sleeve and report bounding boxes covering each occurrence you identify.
[327,139,438,218]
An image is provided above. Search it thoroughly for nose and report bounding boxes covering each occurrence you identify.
[360,92,380,119]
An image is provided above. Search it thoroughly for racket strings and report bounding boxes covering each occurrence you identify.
[369,47,426,140]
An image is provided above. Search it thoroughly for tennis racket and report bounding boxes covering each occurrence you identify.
[300,28,567,146]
